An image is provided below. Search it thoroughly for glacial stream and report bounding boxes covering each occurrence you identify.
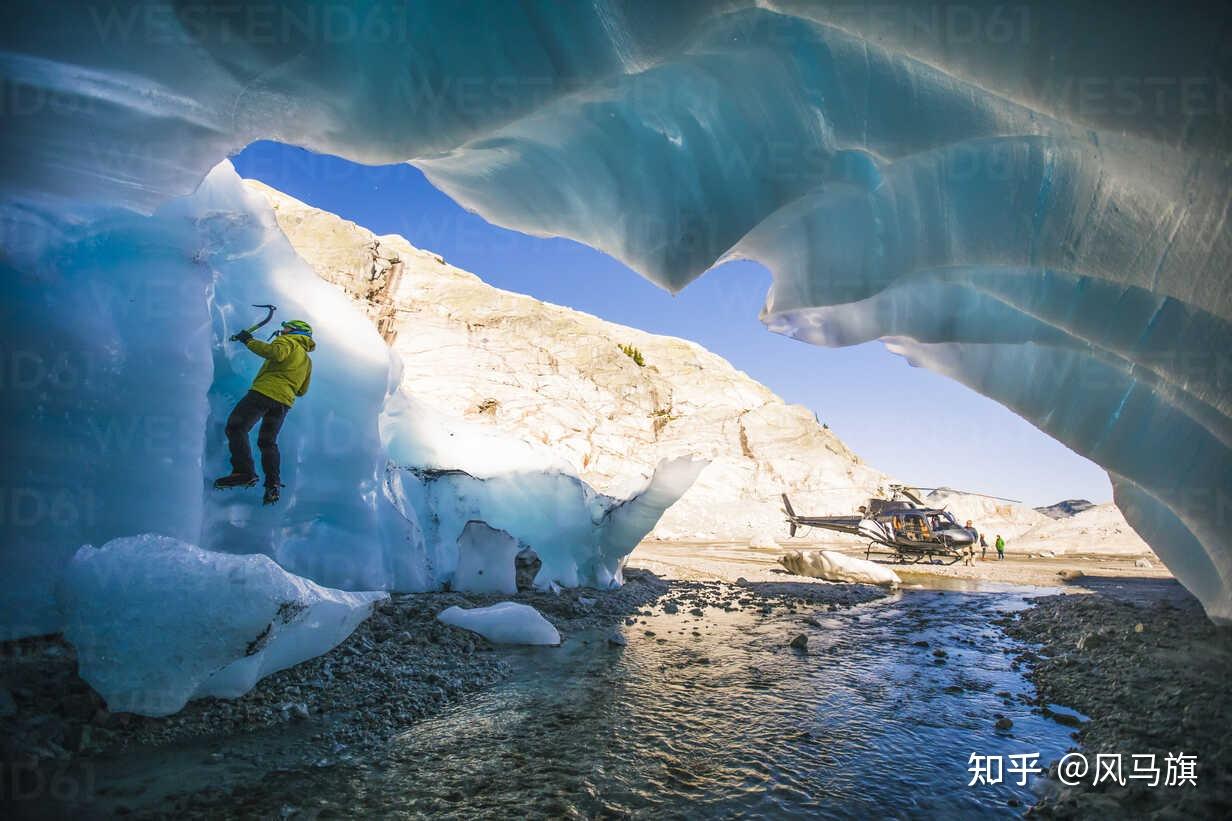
[195,585,1081,818]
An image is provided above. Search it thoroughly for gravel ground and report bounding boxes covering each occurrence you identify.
[1,568,883,817]
[635,540,1170,590]
[999,583,1232,818]
[0,570,665,814]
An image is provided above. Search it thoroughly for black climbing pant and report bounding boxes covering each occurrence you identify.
[225,390,289,488]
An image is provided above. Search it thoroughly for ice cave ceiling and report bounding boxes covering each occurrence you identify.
[1,1,1230,621]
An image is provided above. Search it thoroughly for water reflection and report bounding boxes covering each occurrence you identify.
[357,588,1075,818]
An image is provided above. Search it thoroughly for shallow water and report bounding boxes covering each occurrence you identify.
[263,587,1077,818]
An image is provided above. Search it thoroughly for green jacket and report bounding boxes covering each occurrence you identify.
[995,536,1006,551]
[246,334,314,407]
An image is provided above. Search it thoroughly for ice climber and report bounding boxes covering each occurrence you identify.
[214,319,315,505]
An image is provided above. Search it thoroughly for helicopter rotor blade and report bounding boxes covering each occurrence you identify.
[908,485,1023,504]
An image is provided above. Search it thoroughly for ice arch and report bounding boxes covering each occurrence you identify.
[1,1,1229,621]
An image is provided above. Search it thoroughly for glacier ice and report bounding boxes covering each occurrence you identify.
[0,162,405,639]
[0,162,702,644]
[382,388,708,590]
[0,2,1230,621]
[779,550,902,589]
[59,534,386,716]
[437,602,561,646]
[453,521,521,595]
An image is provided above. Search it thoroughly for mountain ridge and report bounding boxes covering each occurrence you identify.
[1034,499,1097,519]
[242,177,1153,558]
[244,178,891,542]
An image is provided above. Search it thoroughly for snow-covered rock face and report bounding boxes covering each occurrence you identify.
[59,534,386,716]
[249,180,892,544]
[1019,504,1155,558]
[379,381,709,590]
[255,181,1160,571]
[1,2,1229,622]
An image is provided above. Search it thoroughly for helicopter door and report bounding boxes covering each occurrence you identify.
[858,518,890,542]
[898,515,916,540]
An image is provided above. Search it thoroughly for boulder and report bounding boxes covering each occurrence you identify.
[778,550,901,588]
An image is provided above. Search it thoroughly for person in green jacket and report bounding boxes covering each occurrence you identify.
[214,320,315,504]
[995,534,1006,560]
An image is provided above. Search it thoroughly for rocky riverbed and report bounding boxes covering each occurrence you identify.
[0,570,652,815]
[1,569,886,817]
[13,562,1224,819]
[1000,580,1232,818]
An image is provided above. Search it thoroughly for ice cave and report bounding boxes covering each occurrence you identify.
[1,0,1230,721]
[1,2,1230,815]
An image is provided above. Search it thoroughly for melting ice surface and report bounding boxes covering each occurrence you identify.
[0,0,1229,632]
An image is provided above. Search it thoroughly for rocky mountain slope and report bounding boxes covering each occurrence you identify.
[245,179,892,542]
[244,179,1154,558]
[1034,499,1096,519]
[925,490,1153,557]
[1018,503,1154,557]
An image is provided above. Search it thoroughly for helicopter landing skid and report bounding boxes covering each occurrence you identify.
[892,553,963,566]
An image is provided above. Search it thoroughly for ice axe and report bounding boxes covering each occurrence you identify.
[229,304,277,341]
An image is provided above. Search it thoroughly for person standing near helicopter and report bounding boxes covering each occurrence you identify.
[963,520,978,566]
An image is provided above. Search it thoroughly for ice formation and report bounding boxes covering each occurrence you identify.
[437,602,561,646]
[0,2,1229,622]
[59,534,386,716]
[779,550,902,589]
[452,521,522,595]
[383,391,709,589]
[0,163,702,644]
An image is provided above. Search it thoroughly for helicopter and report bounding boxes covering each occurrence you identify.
[780,484,1021,565]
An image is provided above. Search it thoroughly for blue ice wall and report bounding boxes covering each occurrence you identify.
[1,1,1229,621]
[0,163,702,639]
[0,164,405,637]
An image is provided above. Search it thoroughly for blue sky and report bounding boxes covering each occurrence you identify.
[233,141,1111,508]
